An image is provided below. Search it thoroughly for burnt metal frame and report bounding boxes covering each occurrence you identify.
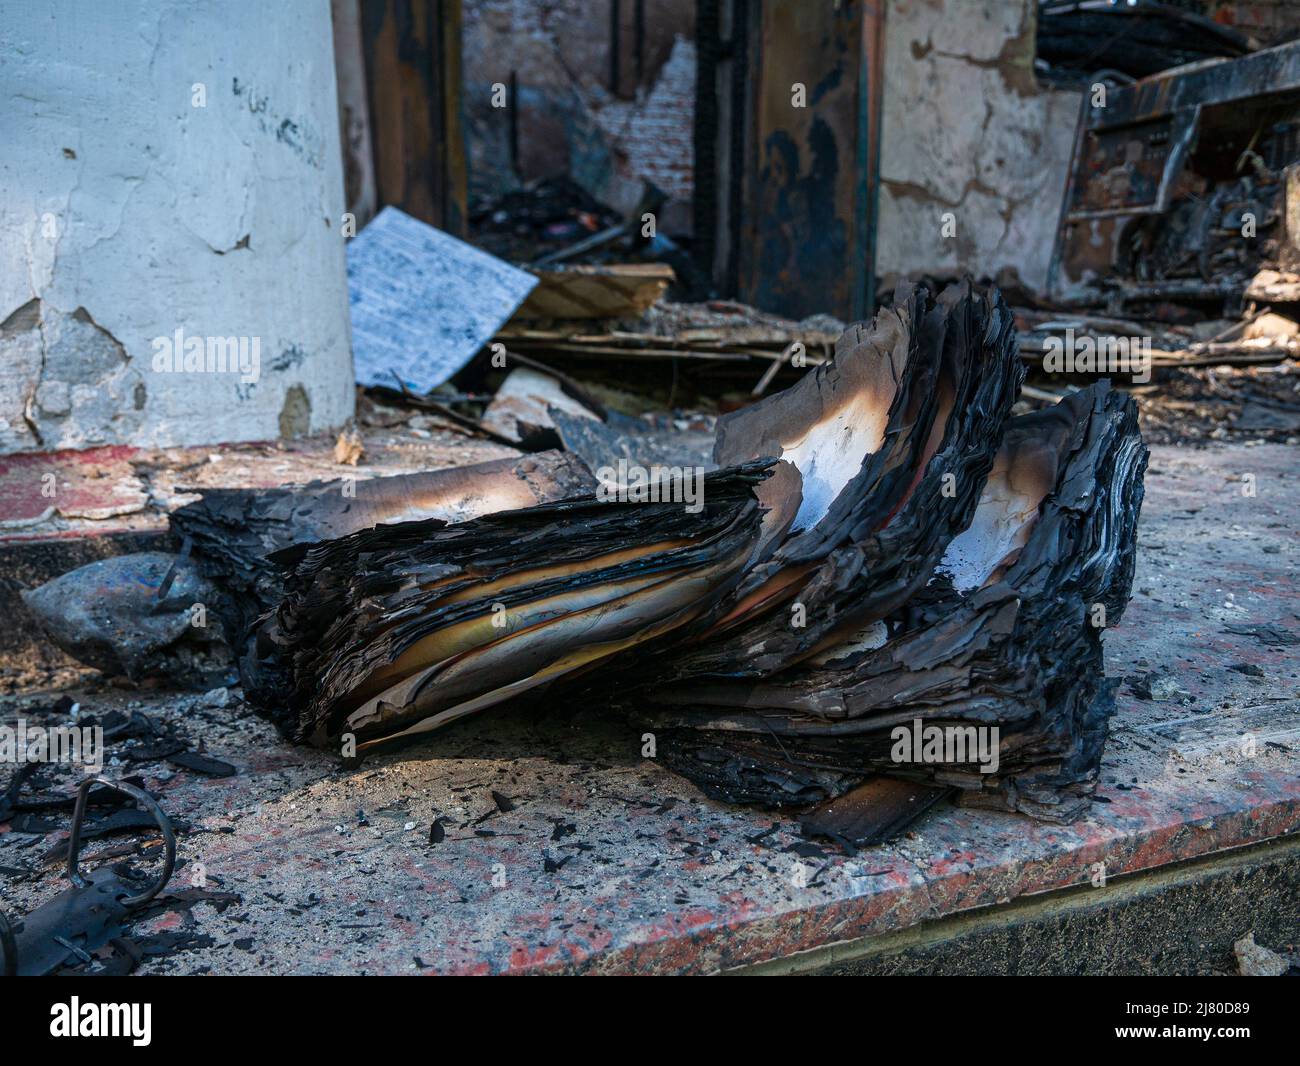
[1048,42,1300,305]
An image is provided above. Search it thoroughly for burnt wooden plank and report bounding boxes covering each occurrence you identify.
[361,0,466,233]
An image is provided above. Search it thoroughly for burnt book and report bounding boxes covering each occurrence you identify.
[242,283,1146,830]
[645,384,1147,821]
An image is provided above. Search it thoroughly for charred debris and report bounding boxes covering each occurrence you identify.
[26,40,1300,845]
[1026,38,1300,444]
[20,271,1153,843]
[219,281,1145,834]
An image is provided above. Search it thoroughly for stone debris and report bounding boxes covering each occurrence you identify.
[1233,932,1290,977]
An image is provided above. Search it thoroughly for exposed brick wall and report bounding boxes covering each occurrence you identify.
[587,35,696,230]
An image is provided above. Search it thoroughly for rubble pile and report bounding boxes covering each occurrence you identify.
[1036,1,1253,86]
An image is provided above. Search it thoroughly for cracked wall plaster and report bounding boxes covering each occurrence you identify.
[0,0,354,456]
[877,0,1081,292]
[0,300,148,452]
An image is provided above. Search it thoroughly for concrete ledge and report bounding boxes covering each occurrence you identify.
[731,833,1300,975]
[0,441,1295,974]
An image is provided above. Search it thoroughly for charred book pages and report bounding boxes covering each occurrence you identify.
[243,283,1146,826]
[646,384,1147,822]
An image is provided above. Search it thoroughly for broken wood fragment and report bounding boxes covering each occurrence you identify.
[513,263,676,320]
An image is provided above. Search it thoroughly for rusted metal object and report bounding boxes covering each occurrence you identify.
[1050,42,1300,311]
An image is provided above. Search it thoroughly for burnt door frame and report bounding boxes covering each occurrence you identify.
[695,0,885,320]
[359,0,468,235]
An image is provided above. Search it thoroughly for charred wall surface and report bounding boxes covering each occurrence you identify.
[462,0,698,236]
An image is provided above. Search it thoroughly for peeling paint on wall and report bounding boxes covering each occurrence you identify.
[0,0,354,456]
[278,384,313,440]
[876,0,1080,292]
[0,300,148,453]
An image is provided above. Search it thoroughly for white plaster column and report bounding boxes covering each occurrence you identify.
[0,0,355,453]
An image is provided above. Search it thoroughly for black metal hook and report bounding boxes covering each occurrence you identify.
[67,776,176,908]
